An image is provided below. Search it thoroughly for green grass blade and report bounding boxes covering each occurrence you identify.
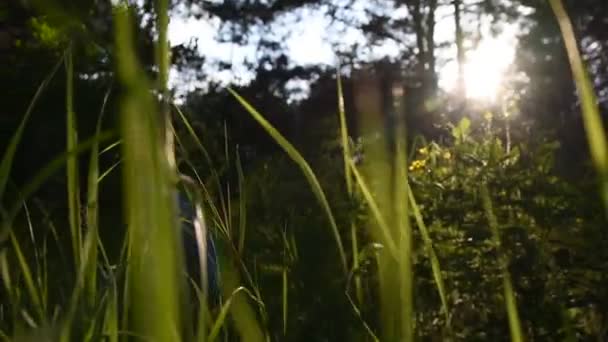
[114,5,182,340]
[347,159,398,259]
[236,149,247,255]
[207,286,264,341]
[228,88,348,273]
[394,111,413,341]
[96,233,119,342]
[481,184,523,342]
[0,132,114,244]
[8,232,44,322]
[173,104,229,233]
[65,45,82,270]
[336,70,363,304]
[173,104,218,175]
[84,87,111,308]
[60,207,104,342]
[549,0,608,213]
[0,53,64,201]
[98,160,121,184]
[282,267,288,337]
[407,185,450,325]
[337,71,352,195]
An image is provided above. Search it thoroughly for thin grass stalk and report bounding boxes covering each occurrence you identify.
[549,0,608,214]
[65,45,82,270]
[344,269,380,342]
[97,237,118,342]
[282,265,288,337]
[0,53,64,200]
[393,91,413,341]
[347,160,398,259]
[207,287,264,341]
[98,161,121,184]
[179,176,211,341]
[85,87,111,308]
[407,185,450,325]
[22,201,41,301]
[114,5,181,340]
[229,88,347,273]
[9,232,44,322]
[336,71,363,304]
[173,104,219,181]
[59,206,103,342]
[173,104,229,232]
[213,264,266,342]
[480,184,523,342]
[236,150,247,255]
[1,133,114,244]
[156,0,175,171]
[221,123,232,239]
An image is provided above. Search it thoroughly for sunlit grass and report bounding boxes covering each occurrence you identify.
[114,3,183,340]
[481,184,523,342]
[0,1,605,340]
[228,88,348,274]
[549,0,608,214]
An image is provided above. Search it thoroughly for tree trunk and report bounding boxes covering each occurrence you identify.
[454,0,466,99]
[412,0,426,91]
[426,0,438,95]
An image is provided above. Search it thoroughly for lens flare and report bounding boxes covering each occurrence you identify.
[441,35,516,102]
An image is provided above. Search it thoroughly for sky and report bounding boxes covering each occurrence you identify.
[168,1,522,102]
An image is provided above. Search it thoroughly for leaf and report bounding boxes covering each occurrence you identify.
[228,88,347,273]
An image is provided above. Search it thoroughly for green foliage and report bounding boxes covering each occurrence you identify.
[549,0,608,214]
[406,118,607,339]
[29,17,67,48]
[2,1,608,341]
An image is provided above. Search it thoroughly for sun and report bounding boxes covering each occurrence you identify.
[440,35,516,102]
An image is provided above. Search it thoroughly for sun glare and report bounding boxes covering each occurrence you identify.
[440,35,516,102]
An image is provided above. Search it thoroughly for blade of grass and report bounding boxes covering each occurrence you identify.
[407,185,450,326]
[114,4,182,340]
[336,70,363,304]
[549,0,608,213]
[0,52,64,201]
[236,149,247,255]
[207,286,265,341]
[481,184,523,342]
[97,160,121,184]
[347,159,398,259]
[96,234,119,342]
[59,205,104,342]
[0,132,115,244]
[393,99,413,341]
[173,105,229,234]
[173,104,218,178]
[228,88,347,273]
[65,45,82,269]
[8,231,44,323]
[84,87,111,308]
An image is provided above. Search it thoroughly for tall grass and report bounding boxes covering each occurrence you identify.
[65,45,82,272]
[230,73,417,340]
[549,0,608,214]
[113,3,183,341]
[228,88,348,273]
[481,184,523,342]
[0,54,64,332]
[2,1,604,340]
[336,71,363,304]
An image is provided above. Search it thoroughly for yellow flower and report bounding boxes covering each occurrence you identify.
[443,151,451,160]
[484,111,493,121]
[418,147,428,155]
[408,159,426,172]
